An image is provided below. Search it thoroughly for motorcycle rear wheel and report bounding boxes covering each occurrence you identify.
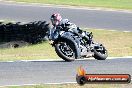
[93,44,108,60]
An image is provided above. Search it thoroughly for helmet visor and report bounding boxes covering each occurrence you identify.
[51,18,58,26]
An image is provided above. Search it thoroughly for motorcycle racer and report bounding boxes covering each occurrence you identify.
[49,13,92,44]
[48,13,107,61]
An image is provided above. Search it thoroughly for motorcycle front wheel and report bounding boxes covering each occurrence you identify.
[55,40,77,62]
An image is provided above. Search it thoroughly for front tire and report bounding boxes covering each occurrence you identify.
[55,40,77,62]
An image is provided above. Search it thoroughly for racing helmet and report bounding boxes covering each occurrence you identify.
[50,13,62,26]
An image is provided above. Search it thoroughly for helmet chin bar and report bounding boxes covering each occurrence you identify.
[55,21,59,26]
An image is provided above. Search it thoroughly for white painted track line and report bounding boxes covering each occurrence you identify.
[1,0,132,13]
[0,56,131,63]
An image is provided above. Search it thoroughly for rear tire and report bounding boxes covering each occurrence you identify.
[94,45,108,60]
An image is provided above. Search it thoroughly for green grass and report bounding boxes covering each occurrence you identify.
[90,29,132,57]
[0,29,132,61]
[12,0,132,10]
[0,41,58,61]
[1,84,132,88]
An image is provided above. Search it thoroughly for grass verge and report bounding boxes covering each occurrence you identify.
[0,29,132,61]
[11,0,132,10]
[1,84,132,88]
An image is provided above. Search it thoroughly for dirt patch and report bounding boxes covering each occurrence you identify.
[0,41,29,48]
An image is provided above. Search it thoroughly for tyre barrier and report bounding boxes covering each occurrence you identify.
[0,21,50,44]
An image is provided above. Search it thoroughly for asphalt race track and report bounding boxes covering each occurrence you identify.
[0,2,132,31]
[0,2,132,86]
[0,58,132,86]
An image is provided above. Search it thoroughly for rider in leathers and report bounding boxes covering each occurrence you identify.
[49,13,92,45]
